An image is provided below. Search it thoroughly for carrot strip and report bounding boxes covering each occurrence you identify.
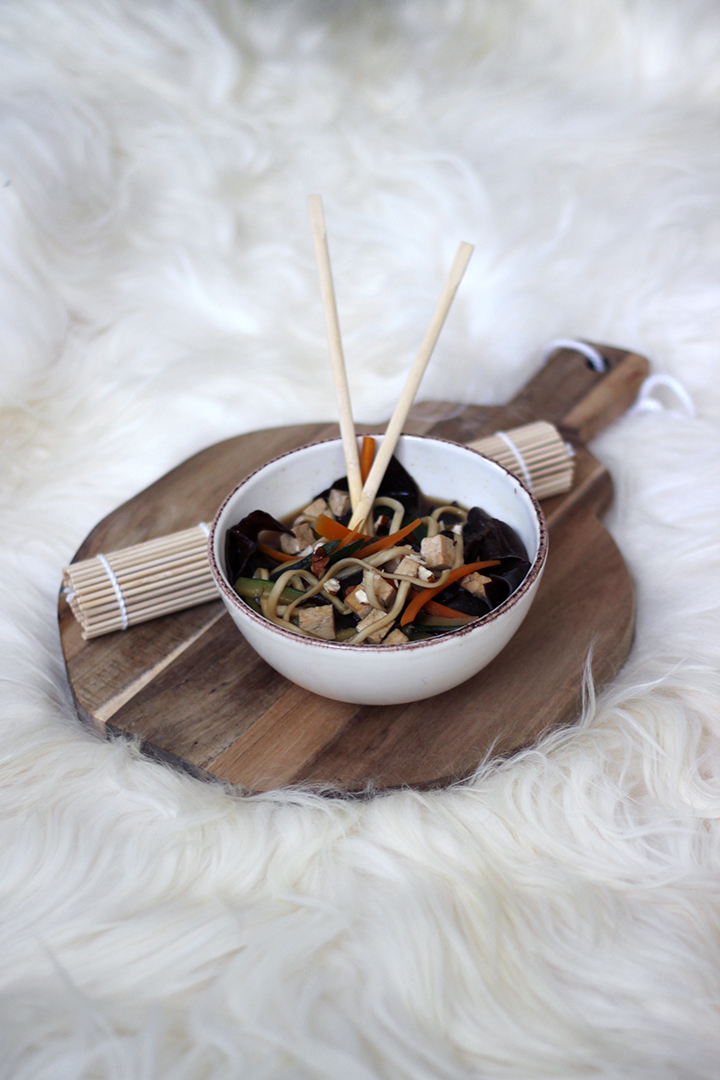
[360,436,375,484]
[355,518,422,559]
[400,560,500,626]
[314,514,352,541]
[336,527,364,550]
[257,542,298,563]
[424,600,472,620]
[314,514,370,549]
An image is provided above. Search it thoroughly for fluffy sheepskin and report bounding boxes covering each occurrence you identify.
[1,1,719,1076]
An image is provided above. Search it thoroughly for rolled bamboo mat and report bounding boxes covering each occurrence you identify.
[63,524,217,639]
[468,420,574,500]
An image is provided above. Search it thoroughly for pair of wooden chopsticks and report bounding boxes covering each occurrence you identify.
[307,195,473,533]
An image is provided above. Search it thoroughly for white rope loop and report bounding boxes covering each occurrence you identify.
[543,340,696,419]
[542,338,607,372]
[628,374,696,418]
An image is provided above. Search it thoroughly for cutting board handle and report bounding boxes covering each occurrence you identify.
[557,346,649,445]
[428,341,649,448]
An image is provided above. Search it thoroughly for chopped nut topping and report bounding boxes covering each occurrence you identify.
[310,549,329,578]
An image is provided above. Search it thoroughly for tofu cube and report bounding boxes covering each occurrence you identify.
[355,608,392,644]
[345,585,372,618]
[296,604,335,640]
[280,522,315,554]
[420,534,455,571]
[379,547,412,573]
[362,569,396,609]
[382,628,409,646]
[394,555,422,579]
[328,488,351,518]
[297,497,329,523]
[461,572,492,598]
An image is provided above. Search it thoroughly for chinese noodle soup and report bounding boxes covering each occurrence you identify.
[225,455,531,646]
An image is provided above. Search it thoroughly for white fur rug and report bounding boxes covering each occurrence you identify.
[1,1,719,1076]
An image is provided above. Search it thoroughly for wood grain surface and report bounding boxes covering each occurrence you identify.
[59,342,648,793]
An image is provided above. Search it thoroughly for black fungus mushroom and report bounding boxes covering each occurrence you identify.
[225,510,292,583]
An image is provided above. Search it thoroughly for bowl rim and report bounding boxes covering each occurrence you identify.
[207,434,548,653]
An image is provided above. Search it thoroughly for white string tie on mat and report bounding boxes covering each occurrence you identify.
[198,522,210,537]
[627,374,696,418]
[494,431,534,490]
[97,554,129,630]
[542,338,607,372]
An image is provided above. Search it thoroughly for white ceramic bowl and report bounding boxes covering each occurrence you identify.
[208,435,547,705]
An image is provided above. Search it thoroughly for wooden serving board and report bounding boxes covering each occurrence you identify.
[59,343,648,794]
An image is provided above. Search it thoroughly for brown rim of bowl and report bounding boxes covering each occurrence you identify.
[207,435,548,652]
